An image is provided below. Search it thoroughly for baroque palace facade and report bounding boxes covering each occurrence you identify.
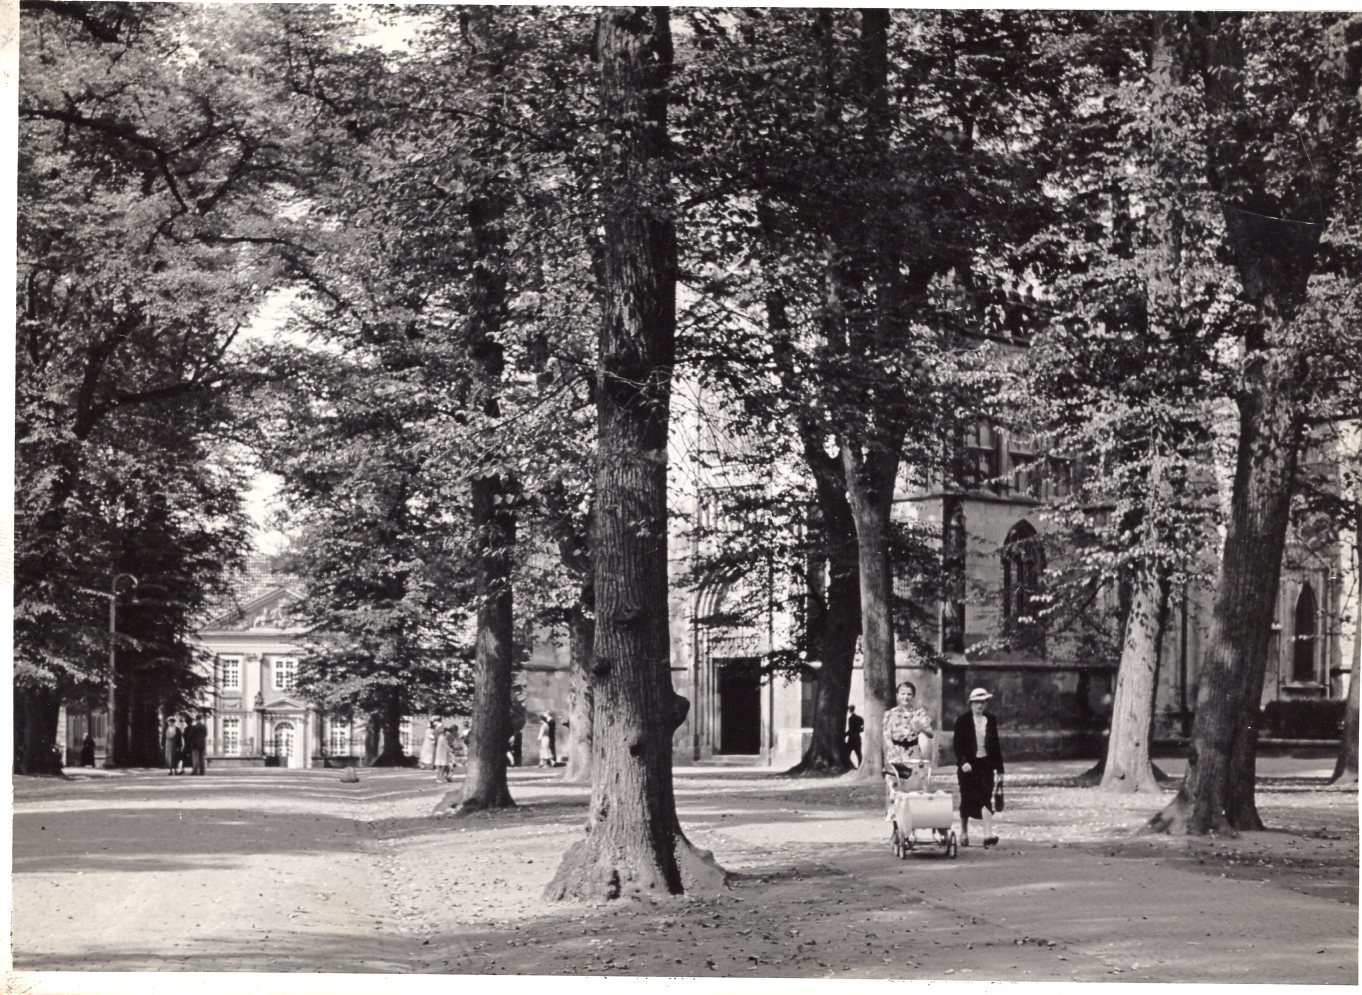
[181,557,563,769]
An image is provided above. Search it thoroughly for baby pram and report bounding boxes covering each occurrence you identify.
[883,758,958,859]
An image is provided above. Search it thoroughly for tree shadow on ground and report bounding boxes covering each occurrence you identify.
[1073,833,1360,906]
[1254,775,1356,791]
[13,805,372,874]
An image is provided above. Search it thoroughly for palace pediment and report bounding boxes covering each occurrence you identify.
[257,692,308,712]
[203,586,304,633]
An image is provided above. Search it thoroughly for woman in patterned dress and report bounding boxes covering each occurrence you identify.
[882,681,935,819]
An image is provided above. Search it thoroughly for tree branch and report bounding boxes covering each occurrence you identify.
[21,1,127,43]
[92,378,221,421]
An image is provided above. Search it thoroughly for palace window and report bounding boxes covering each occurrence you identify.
[219,657,241,692]
[1292,584,1318,683]
[272,657,297,691]
[220,716,240,756]
[328,722,350,756]
[399,718,414,753]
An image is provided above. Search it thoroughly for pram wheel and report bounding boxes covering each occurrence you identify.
[947,830,958,859]
[892,824,913,858]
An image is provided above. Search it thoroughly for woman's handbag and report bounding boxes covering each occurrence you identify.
[993,784,1005,812]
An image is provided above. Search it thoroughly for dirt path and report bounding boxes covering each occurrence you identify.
[9,759,1357,984]
[10,770,427,973]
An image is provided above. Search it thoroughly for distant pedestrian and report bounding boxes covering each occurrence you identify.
[844,705,864,768]
[538,713,557,766]
[177,715,194,771]
[79,733,96,768]
[433,721,454,782]
[507,729,522,767]
[164,719,183,776]
[186,716,208,775]
[450,723,466,767]
[419,719,438,770]
[954,687,1004,849]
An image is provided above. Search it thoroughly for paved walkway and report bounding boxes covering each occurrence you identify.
[8,759,1357,988]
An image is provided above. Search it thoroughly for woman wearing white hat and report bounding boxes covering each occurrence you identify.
[953,687,1005,848]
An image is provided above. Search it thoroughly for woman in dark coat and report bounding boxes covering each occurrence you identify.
[79,733,96,768]
[953,687,1004,848]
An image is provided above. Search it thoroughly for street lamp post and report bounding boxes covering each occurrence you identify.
[104,572,138,769]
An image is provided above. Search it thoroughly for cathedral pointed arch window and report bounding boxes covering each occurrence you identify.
[1292,584,1318,683]
[1002,520,1045,653]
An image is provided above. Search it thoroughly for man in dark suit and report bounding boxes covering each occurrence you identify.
[844,706,864,768]
[186,716,209,776]
[953,687,1005,848]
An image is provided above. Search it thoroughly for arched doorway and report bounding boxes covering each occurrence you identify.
[273,721,296,769]
[1293,584,1317,683]
[694,572,771,760]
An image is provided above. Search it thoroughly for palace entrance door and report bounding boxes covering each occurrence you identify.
[273,721,296,768]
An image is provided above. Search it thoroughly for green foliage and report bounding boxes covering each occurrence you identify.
[1011,12,1362,631]
[670,10,1079,668]
[16,2,290,701]
[18,7,1357,776]
[245,7,602,717]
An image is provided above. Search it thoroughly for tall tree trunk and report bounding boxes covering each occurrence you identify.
[555,504,595,784]
[110,677,128,768]
[443,12,518,815]
[130,694,160,767]
[819,9,904,783]
[14,686,64,775]
[842,453,898,779]
[562,597,596,784]
[1098,15,1187,795]
[1147,12,1335,835]
[854,12,900,783]
[789,516,861,775]
[1332,543,1360,785]
[1150,385,1301,833]
[448,474,516,813]
[373,689,406,766]
[363,710,381,766]
[768,273,862,776]
[546,7,724,902]
[1099,565,1171,793]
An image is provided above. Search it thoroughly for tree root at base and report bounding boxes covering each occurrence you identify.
[785,758,852,778]
[543,832,728,903]
[1144,794,1237,836]
[431,786,514,817]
